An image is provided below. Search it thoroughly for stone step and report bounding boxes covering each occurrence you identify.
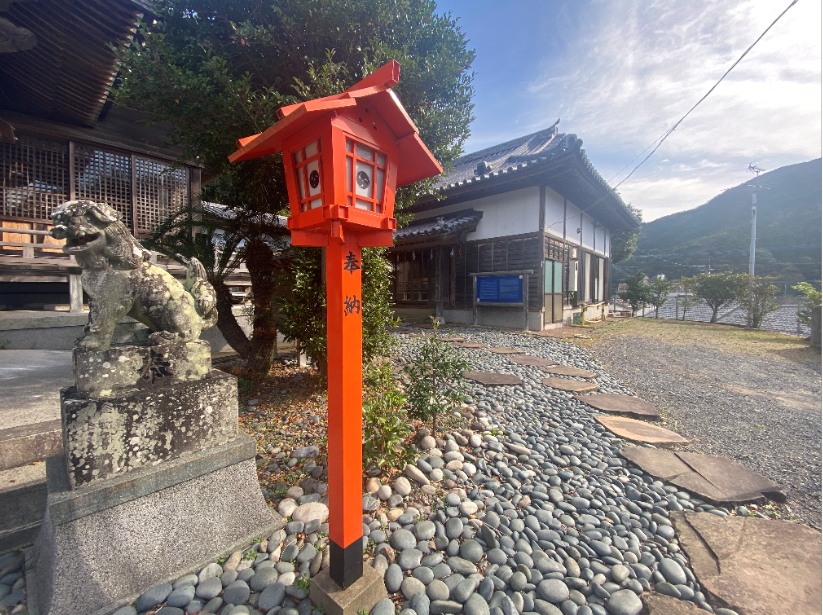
[0,419,63,471]
[0,462,47,553]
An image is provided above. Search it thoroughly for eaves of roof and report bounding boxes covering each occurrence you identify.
[416,131,640,233]
[0,0,147,127]
[394,209,483,245]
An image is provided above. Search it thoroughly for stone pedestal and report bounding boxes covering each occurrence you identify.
[28,436,280,615]
[62,368,237,488]
[27,342,279,615]
[310,565,388,615]
[73,340,212,398]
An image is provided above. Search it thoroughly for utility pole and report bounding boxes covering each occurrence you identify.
[746,163,765,327]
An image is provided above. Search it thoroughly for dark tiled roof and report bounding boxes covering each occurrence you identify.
[395,209,483,242]
[430,122,640,231]
[434,121,563,190]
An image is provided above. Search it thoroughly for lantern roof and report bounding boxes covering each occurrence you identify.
[228,60,442,187]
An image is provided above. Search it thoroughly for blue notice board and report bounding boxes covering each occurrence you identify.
[477,275,523,303]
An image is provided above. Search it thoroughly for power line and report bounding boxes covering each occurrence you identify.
[612,0,800,189]
[538,0,800,250]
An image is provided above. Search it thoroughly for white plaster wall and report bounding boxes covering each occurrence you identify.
[605,228,611,257]
[594,225,606,256]
[544,187,565,239]
[565,201,581,246]
[581,212,595,250]
[415,187,540,241]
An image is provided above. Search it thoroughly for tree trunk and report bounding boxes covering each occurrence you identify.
[710,306,719,323]
[244,237,279,377]
[655,306,660,318]
[214,281,253,357]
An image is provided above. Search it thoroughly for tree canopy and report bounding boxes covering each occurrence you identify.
[114,0,476,374]
[115,0,475,215]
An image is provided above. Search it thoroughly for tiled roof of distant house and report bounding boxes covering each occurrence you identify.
[420,121,640,232]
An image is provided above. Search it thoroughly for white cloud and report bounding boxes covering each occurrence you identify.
[518,0,821,220]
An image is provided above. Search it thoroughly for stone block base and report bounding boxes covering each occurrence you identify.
[310,565,388,615]
[62,369,237,488]
[73,340,212,398]
[27,435,280,615]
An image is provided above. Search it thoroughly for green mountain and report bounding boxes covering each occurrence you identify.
[621,158,821,286]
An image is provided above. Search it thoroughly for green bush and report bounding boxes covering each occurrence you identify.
[739,276,780,330]
[362,361,413,474]
[403,320,469,436]
[792,281,822,325]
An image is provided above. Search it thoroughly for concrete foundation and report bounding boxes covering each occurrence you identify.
[310,564,388,615]
[28,435,279,615]
[442,308,543,331]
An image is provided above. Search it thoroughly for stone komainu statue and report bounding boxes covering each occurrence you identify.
[50,200,218,350]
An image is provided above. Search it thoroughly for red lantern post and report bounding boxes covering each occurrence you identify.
[230,61,442,590]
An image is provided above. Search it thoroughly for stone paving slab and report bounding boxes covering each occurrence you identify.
[543,365,596,378]
[464,371,523,386]
[451,342,486,348]
[0,349,72,430]
[641,593,704,614]
[508,355,557,367]
[671,511,822,615]
[573,393,661,419]
[595,415,688,446]
[486,347,525,354]
[542,377,598,393]
[438,336,465,342]
[621,447,784,504]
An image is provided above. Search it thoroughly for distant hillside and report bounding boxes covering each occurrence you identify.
[620,159,821,286]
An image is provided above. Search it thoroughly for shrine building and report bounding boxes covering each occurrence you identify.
[390,123,641,330]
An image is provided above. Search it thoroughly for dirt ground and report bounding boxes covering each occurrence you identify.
[588,318,822,529]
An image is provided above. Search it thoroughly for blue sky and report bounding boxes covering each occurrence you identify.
[432,0,822,221]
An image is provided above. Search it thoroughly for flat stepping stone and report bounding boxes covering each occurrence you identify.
[464,371,522,386]
[438,336,465,342]
[621,447,784,504]
[671,511,822,615]
[642,593,704,614]
[452,342,486,349]
[595,415,688,446]
[542,377,598,393]
[543,365,596,379]
[573,393,660,419]
[486,347,525,354]
[508,355,557,367]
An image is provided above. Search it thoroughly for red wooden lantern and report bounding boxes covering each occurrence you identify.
[230,61,442,591]
[230,60,441,248]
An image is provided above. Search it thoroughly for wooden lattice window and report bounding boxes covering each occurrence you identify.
[293,138,324,212]
[134,157,188,234]
[1,136,68,221]
[74,144,133,229]
[345,137,386,213]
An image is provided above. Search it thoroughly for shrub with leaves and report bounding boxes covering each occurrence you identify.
[694,271,749,323]
[792,281,822,325]
[403,320,468,436]
[740,276,780,330]
[362,360,413,474]
[647,276,673,318]
[619,271,650,315]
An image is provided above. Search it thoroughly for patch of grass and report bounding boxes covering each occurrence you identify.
[238,377,255,394]
[590,317,815,364]
[294,574,312,591]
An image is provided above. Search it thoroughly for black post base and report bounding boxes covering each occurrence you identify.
[330,539,363,589]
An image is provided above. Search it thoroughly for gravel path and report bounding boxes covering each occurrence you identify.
[592,335,822,530]
[8,328,791,615]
